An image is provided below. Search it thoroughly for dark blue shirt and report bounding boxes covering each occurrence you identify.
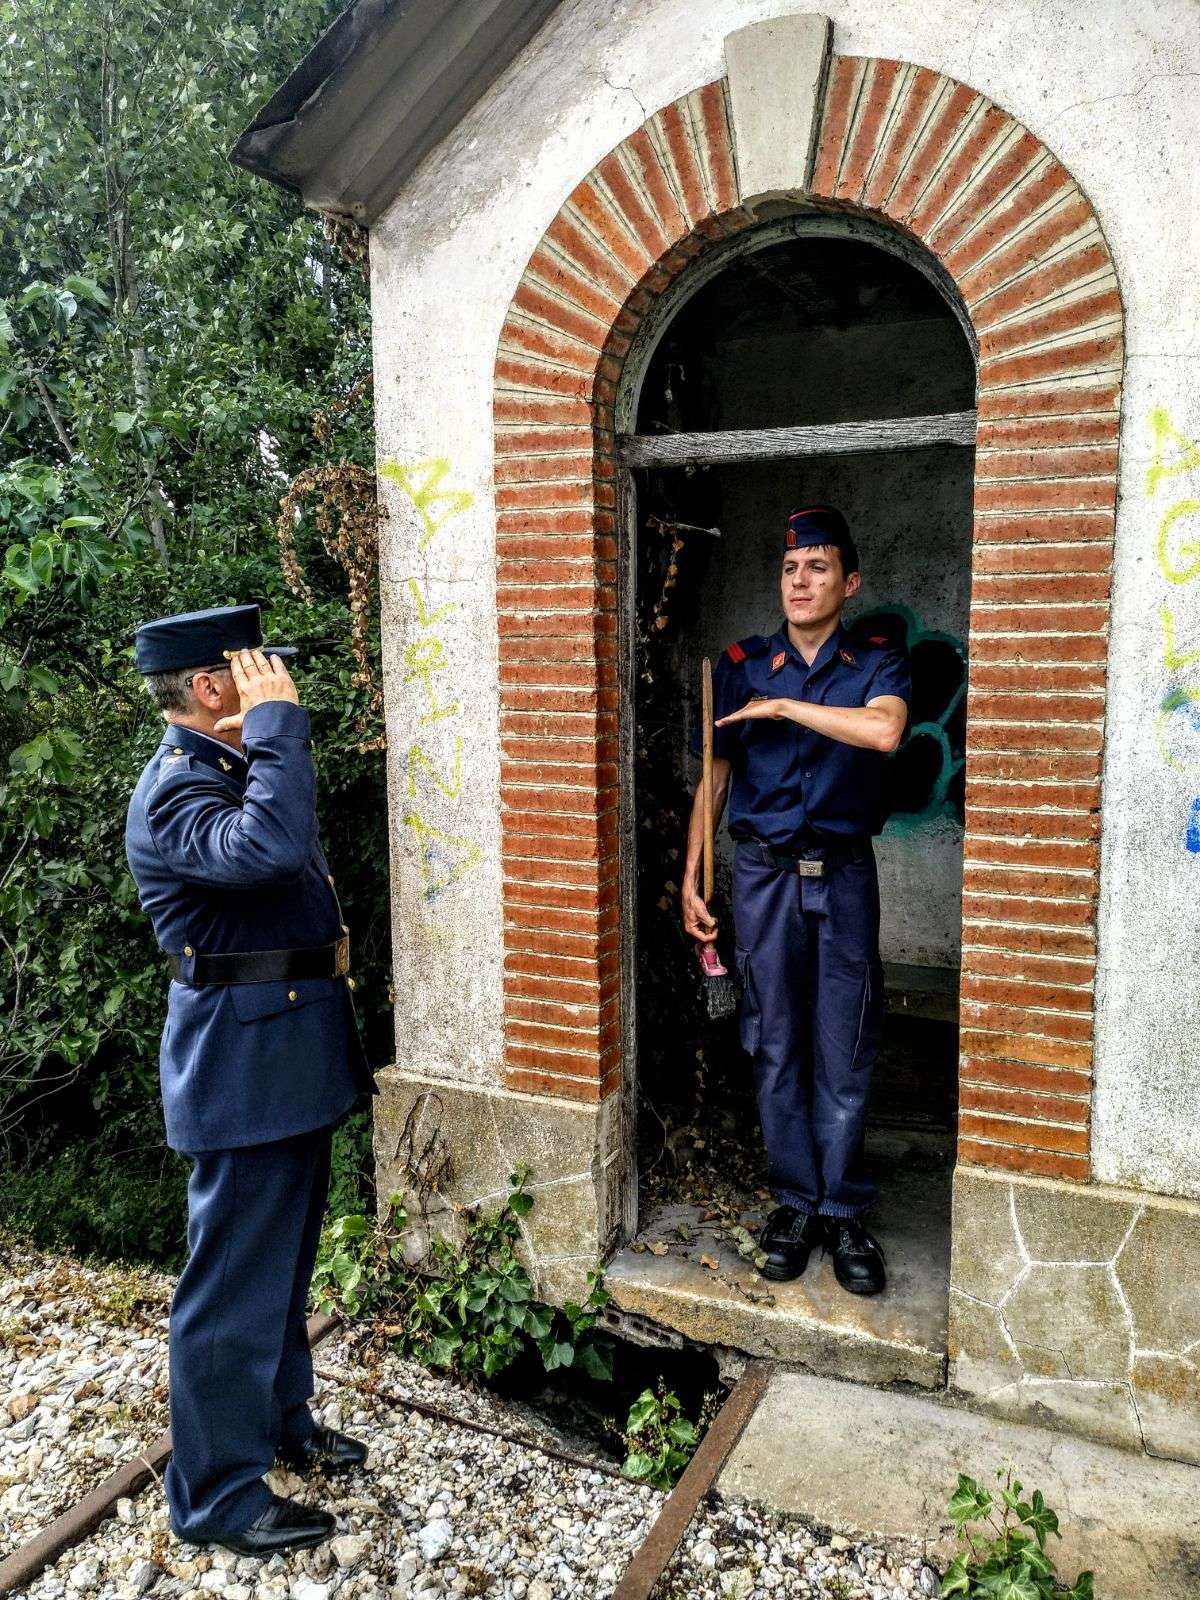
[693,623,911,846]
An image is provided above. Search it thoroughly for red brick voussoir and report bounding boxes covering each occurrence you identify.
[491,60,1122,1189]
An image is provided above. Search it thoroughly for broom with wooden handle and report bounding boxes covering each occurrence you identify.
[695,656,740,1020]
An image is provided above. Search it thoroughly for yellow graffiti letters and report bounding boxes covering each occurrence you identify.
[1159,605,1200,671]
[407,736,463,803]
[381,458,474,551]
[1146,407,1200,497]
[1156,499,1200,586]
[406,576,458,628]
[384,455,483,899]
[401,810,484,899]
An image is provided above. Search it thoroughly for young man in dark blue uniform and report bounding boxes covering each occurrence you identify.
[126,605,376,1556]
[682,508,910,1294]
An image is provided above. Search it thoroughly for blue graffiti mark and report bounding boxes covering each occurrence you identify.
[851,603,968,836]
[1187,799,1200,853]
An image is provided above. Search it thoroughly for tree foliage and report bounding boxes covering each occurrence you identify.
[0,0,388,1234]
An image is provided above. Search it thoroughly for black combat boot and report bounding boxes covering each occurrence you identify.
[757,1204,825,1281]
[825,1217,887,1295]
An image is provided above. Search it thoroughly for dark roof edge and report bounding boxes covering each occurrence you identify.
[230,0,566,223]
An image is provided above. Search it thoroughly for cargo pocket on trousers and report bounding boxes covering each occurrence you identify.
[734,948,761,1058]
[851,959,884,1070]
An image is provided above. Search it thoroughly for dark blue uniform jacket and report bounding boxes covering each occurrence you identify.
[694,623,912,846]
[125,702,373,1153]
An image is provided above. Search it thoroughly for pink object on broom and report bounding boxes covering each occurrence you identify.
[695,942,728,978]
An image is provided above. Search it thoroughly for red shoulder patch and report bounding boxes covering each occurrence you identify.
[725,641,746,663]
[869,635,888,645]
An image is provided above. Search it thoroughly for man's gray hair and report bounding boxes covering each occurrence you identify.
[142,667,196,717]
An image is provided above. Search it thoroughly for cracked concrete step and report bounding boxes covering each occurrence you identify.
[606,1133,951,1389]
[719,1369,1200,1600]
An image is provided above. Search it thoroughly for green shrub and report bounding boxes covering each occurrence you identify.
[943,1467,1094,1600]
[619,1382,708,1490]
[0,1107,188,1268]
[311,1166,615,1384]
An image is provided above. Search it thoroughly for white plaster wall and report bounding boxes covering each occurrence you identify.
[368,0,1200,1191]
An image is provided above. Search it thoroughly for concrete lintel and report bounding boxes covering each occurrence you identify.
[724,13,833,203]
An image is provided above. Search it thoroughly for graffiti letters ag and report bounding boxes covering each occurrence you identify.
[385,458,483,898]
[1147,409,1200,844]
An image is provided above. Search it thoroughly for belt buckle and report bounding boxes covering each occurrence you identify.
[335,927,351,977]
[795,859,824,878]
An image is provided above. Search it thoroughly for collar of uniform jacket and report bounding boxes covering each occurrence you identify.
[767,621,860,678]
[159,724,249,782]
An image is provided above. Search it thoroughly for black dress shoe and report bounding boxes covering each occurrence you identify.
[757,1205,824,1281]
[826,1218,887,1295]
[278,1425,368,1474]
[213,1494,334,1557]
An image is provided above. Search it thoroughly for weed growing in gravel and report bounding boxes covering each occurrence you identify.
[617,1380,715,1489]
[943,1465,1094,1599]
[311,1165,615,1385]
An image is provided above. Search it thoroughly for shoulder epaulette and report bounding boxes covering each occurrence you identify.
[724,635,769,664]
[153,748,194,786]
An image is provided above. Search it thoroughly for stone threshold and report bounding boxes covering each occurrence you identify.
[605,1130,952,1390]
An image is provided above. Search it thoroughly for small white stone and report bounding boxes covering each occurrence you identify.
[290,1580,330,1600]
[68,1559,100,1591]
[694,1542,720,1570]
[330,1535,370,1570]
[526,1582,553,1600]
[830,1534,851,1552]
[417,1520,453,1563]
[129,1565,161,1598]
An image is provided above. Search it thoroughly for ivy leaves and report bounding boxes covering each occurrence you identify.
[311,1169,616,1386]
[620,1386,702,1490]
[943,1469,1093,1600]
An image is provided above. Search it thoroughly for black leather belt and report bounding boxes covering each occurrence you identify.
[746,837,871,877]
[168,933,349,986]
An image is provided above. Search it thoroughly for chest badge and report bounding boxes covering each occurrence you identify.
[839,648,857,667]
[771,651,786,672]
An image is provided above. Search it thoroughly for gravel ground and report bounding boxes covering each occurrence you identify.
[0,1240,173,1558]
[2,1242,944,1599]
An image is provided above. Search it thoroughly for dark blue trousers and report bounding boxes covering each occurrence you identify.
[166,1125,332,1539]
[732,840,883,1219]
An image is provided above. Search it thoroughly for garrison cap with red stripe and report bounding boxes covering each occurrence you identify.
[784,504,851,552]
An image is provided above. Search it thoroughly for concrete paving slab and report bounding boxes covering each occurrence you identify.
[607,1132,950,1387]
[720,1371,1200,1600]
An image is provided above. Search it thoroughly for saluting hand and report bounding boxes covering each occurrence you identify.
[214,649,300,734]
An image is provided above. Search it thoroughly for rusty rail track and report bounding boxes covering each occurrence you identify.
[0,1319,771,1600]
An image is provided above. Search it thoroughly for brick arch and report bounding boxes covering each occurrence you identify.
[493,61,1122,1185]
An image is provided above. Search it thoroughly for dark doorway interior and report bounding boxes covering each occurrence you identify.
[622,233,974,1358]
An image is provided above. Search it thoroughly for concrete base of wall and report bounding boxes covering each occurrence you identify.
[372,1067,633,1301]
[949,1166,1200,1465]
[719,1371,1200,1600]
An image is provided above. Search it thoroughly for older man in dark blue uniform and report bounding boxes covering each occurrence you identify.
[125,604,376,1555]
[682,508,909,1294]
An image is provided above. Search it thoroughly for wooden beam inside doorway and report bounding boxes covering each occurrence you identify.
[617,409,977,468]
